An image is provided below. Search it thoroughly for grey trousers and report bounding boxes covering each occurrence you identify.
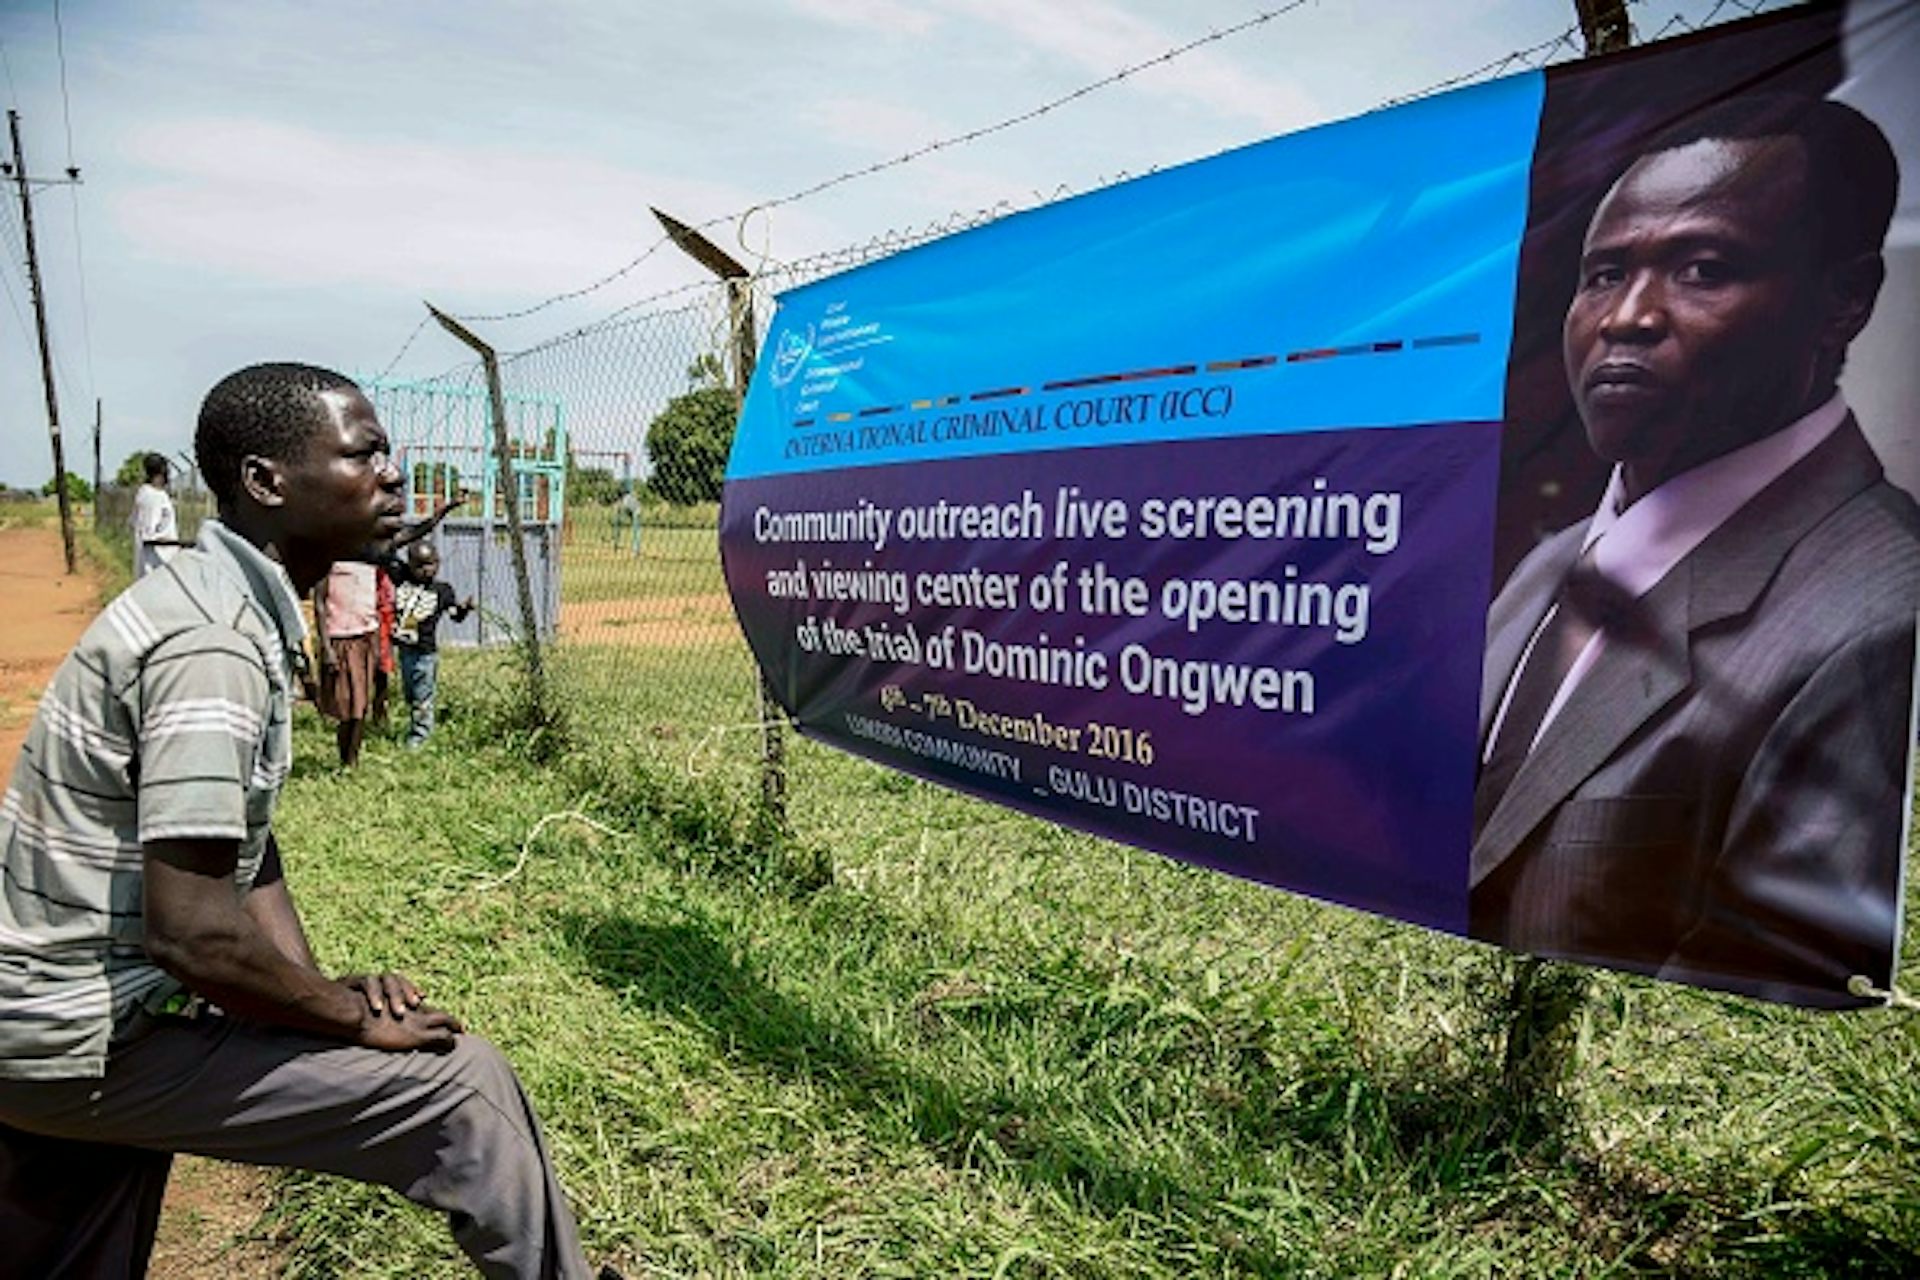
[0,1013,591,1280]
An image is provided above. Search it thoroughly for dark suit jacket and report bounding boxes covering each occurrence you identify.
[1470,417,1920,1007]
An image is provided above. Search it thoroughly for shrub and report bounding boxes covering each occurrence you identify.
[645,386,737,504]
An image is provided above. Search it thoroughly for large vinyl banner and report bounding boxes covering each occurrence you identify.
[721,1,1920,1008]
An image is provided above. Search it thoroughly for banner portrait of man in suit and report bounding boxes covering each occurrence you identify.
[1469,89,1920,1008]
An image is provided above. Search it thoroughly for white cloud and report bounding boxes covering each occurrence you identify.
[783,0,941,38]
[785,0,1321,133]
[802,96,951,152]
[956,0,1323,131]
[106,117,842,309]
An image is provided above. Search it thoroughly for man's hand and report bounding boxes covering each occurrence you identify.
[343,971,426,1019]
[357,1001,464,1053]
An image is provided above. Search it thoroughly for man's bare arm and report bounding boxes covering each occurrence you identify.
[241,833,425,1016]
[311,583,334,665]
[390,492,469,551]
[242,832,317,969]
[146,837,456,1050]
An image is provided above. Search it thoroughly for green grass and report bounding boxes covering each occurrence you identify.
[0,497,62,529]
[561,504,723,606]
[252,651,1920,1277]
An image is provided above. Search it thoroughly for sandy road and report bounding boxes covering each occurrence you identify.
[0,525,102,769]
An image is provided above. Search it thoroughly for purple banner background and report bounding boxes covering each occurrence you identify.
[722,422,1500,931]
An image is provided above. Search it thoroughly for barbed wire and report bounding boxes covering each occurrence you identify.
[379,0,1806,378]
[375,313,433,382]
[498,184,1148,360]
[1377,22,1584,109]
[492,11,1597,353]
[382,1,1318,345]
[1643,0,1792,43]
[718,1,1317,240]
[449,238,678,328]
[504,278,729,362]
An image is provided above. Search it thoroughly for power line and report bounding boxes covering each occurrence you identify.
[62,191,93,401]
[0,136,87,414]
[0,39,18,113]
[51,0,96,402]
[0,235,32,341]
[51,0,76,165]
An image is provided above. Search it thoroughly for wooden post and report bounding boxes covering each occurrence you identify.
[1488,0,1640,1124]
[653,206,789,839]
[729,276,789,835]
[426,305,548,716]
[91,398,101,529]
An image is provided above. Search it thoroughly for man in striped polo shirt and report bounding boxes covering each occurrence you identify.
[0,364,597,1279]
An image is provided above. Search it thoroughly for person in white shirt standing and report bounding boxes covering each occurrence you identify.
[130,452,183,579]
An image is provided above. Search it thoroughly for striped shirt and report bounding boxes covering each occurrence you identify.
[0,518,306,1079]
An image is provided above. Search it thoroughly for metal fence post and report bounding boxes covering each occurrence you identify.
[1485,0,1638,1125]
[652,206,789,840]
[426,304,551,725]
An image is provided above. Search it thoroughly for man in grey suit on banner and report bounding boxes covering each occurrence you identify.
[1470,93,1920,1007]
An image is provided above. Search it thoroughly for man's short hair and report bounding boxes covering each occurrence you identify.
[407,538,437,564]
[1642,93,1898,269]
[142,452,170,482]
[195,363,361,507]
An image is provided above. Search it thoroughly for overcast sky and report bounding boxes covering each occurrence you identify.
[0,0,1783,486]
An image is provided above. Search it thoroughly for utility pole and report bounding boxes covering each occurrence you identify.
[91,398,101,529]
[6,110,77,573]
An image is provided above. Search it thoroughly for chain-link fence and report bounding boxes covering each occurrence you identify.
[371,0,1797,835]
[94,484,212,540]
[93,484,213,577]
[378,225,1055,826]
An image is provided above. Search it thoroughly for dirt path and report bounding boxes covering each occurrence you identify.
[0,526,288,1274]
[559,590,740,647]
[0,526,101,766]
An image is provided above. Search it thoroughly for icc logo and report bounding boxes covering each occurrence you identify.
[770,324,814,387]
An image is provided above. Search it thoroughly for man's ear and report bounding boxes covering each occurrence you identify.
[1820,251,1886,352]
[240,454,286,509]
